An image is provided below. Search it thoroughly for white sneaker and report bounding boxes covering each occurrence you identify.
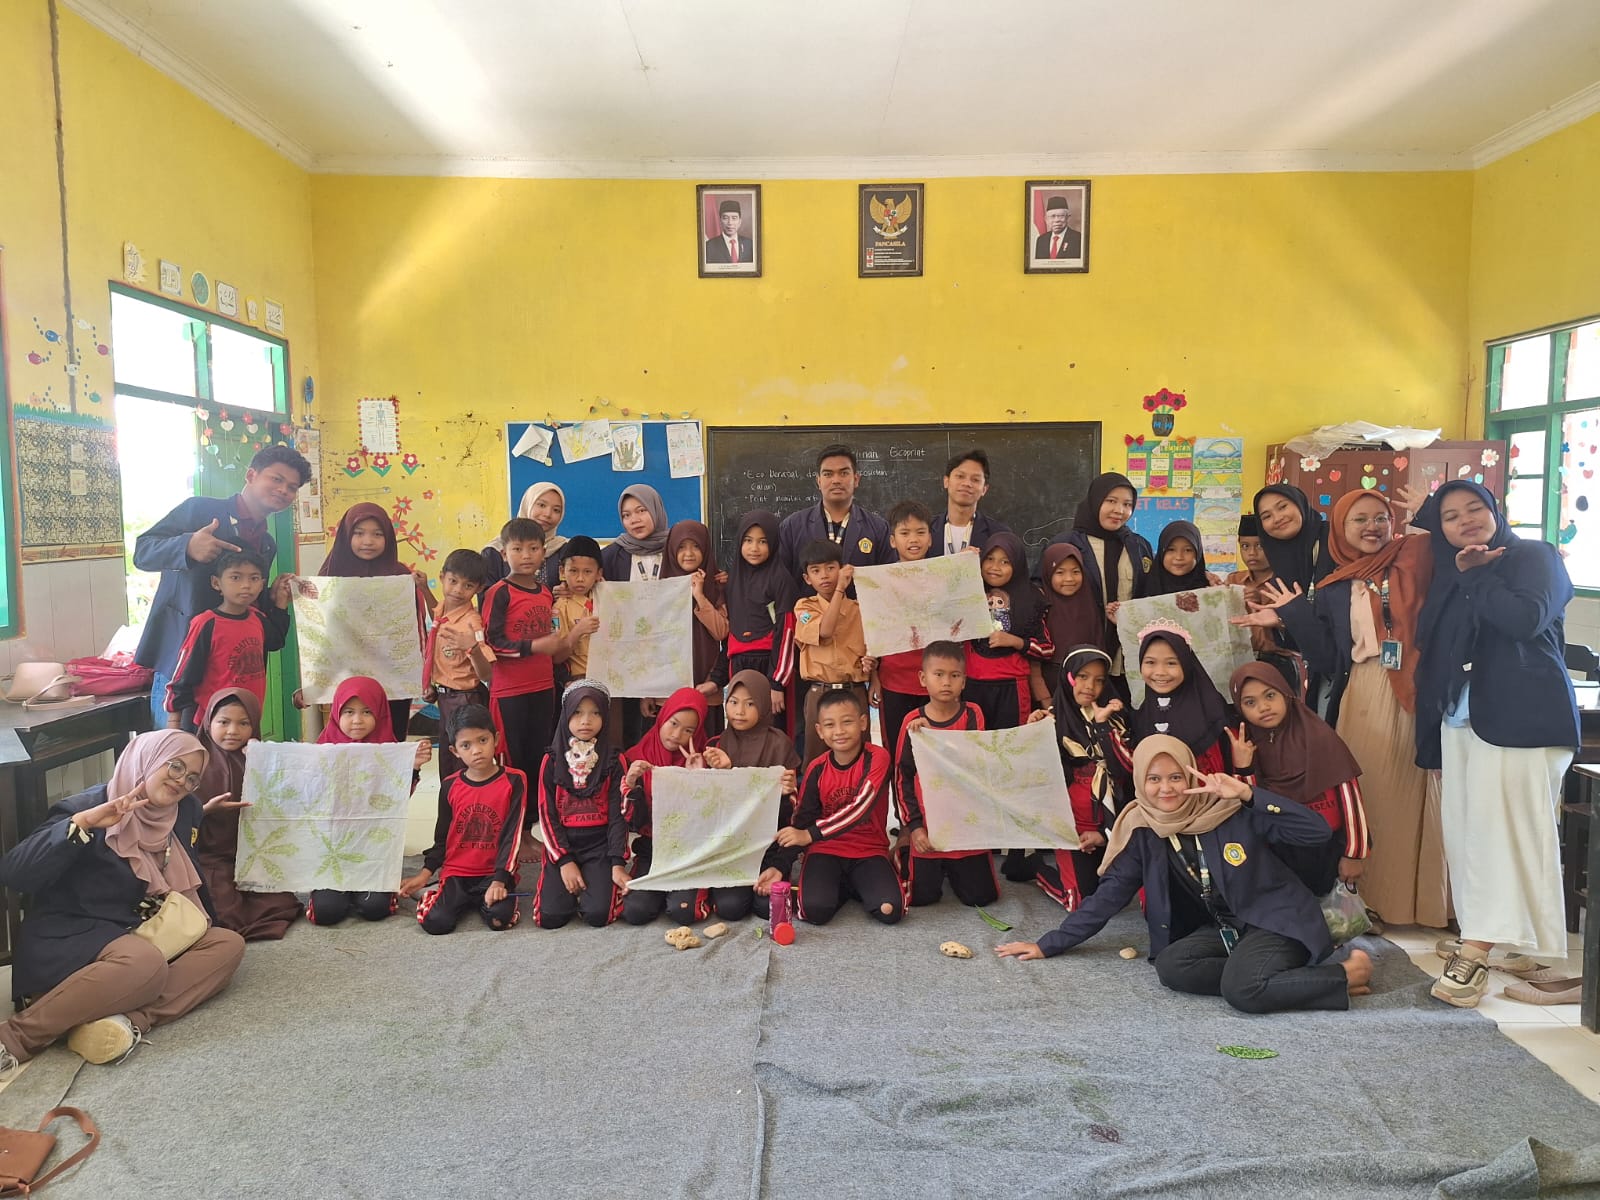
[1431,953,1490,1008]
[1432,938,1544,976]
[66,1015,141,1065]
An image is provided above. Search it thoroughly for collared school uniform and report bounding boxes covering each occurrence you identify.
[777,502,894,594]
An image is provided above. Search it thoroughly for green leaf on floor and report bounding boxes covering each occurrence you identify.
[976,907,1012,932]
[1217,1045,1279,1060]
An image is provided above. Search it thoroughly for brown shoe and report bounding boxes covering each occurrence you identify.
[1431,953,1489,1007]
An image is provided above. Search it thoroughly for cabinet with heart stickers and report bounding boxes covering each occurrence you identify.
[1263,439,1507,521]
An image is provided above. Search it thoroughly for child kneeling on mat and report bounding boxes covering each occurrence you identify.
[997,734,1372,1013]
[399,704,526,933]
[776,689,902,926]
[533,680,630,929]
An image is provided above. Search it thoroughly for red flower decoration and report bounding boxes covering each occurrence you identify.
[1142,387,1188,413]
[401,452,419,469]
[371,453,390,469]
[344,455,362,472]
[421,490,435,501]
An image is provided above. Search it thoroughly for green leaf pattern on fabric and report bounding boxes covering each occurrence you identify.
[586,576,695,698]
[292,575,424,705]
[910,720,1080,852]
[627,766,784,892]
[854,555,995,657]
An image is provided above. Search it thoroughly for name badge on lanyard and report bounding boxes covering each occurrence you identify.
[1378,576,1402,671]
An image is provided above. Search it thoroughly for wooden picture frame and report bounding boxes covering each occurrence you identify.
[1024,180,1091,274]
[858,183,924,278]
[697,184,763,278]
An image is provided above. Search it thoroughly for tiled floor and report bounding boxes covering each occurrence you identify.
[1386,925,1600,1103]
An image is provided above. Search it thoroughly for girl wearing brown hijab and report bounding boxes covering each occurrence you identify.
[194,687,303,940]
[703,670,803,921]
[997,735,1373,1013]
[660,520,730,735]
[1233,486,1447,928]
[1230,662,1368,897]
[0,730,245,1068]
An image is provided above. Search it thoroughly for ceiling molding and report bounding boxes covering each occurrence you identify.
[310,148,1471,180]
[1470,79,1600,168]
[62,0,315,170]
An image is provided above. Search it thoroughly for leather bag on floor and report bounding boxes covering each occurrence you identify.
[0,1106,99,1195]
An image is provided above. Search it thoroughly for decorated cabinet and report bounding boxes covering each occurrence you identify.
[1263,440,1508,521]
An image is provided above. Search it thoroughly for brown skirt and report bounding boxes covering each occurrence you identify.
[1336,660,1451,927]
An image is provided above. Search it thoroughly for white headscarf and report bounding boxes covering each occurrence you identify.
[491,482,567,555]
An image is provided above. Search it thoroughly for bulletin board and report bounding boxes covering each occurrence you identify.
[505,421,704,542]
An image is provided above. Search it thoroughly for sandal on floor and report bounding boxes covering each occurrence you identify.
[1432,938,1545,976]
[1503,978,1582,1006]
[1431,953,1490,1008]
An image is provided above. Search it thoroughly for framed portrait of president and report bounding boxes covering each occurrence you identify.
[697,185,762,278]
[1024,180,1090,274]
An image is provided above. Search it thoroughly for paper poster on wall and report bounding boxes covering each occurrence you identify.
[264,299,285,334]
[910,720,1079,852]
[236,741,415,893]
[357,397,401,455]
[159,260,181,296]
[216,281,239,318]
[556,419,613,464]
[666,422,704,479]
[624,766,784,890]
[293,427,324,538]
[1193,495,1243,573]
[1166,438,1195,492]
[1125,439,1149,490]
[1193,437,1244,492]
[610,421,645,472]
[511,424,554,464]
[1115,589,1253,706]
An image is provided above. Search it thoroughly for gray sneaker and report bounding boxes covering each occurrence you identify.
[66,1015,141,1065]
[1433,938,1544,976]
[1431,953,1490,1007]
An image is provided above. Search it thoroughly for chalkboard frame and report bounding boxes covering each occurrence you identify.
[704,421,1101,564]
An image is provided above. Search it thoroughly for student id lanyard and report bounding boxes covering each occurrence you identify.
[1170,835,1239,954]
[1378,574,1402,671]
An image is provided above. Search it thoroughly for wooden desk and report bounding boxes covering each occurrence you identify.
[0,693,151,966]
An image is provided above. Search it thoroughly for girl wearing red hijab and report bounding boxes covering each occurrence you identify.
[317,503,428,736]
[619,688,709,925]
[306,676,431,927]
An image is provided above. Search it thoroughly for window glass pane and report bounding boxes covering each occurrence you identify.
[110,292,198,397]
[1507,428,1546,479]
[115,394,198,629]
[209,325,278,412]
[1497,334,1551,411]
[1565,321,1600,402]
[1505,476,1545,529]
[1559,405,1600,590]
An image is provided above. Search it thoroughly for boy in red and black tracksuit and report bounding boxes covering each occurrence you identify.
[894,641,1000,908]
[398,704,525,933]
[166,549,289,729]
[777,689,903,925]
[533,680,631,929]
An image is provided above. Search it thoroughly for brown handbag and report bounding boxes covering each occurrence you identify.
[0,1107,99,1195]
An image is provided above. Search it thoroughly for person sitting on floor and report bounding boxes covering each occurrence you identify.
[533,680,631,929]
[619,687,711,925]
[307,676,432,927]
[996,734,1373,1014]
[0,730,246,1068]
[399,704,527,934]
[776,689,903,926]
[193,687,302,940]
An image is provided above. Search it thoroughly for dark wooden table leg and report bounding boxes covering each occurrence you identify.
[1584,776,1600,1032]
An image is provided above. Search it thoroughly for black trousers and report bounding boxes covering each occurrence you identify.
[879,688,924,769]
[797,853,903,925]
[1153,925,1349,1013]
[494,690,555,823]
[1276,833,1344,899]
[963,676,1028,731]
[417,874,517,934]
[661,887,755,925]
[901,850,998,908]
[307,890,396,926]
[390,698,412,741]
[1034,847,1104,910]
[533,854,621,929]
[435,685,489,779]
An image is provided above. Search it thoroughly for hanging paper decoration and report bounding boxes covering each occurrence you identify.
[1143,388,1188,437]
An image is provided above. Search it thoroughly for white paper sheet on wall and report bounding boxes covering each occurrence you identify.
[556,420,613,464]
[666,423,704,479]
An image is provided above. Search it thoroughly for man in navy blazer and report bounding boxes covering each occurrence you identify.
[132,444,310,725]
[928,447,1010,557]
[704,199,754,265]
[778,443,894,596]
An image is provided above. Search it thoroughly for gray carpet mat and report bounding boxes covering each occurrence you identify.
[1,885,1596,1198]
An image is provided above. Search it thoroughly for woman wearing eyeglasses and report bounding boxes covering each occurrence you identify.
[1230,488,1447,929]
[0,730,246,1071]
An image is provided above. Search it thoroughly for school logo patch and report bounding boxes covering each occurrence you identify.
[191,828,199,846]
[1223,842,1246,867]
[798,611,813,623]
[858,537,873,554]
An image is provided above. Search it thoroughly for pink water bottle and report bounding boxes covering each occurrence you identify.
[769,880,793,942]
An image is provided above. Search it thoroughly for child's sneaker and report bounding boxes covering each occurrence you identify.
[1431,953,1490,1008]
[66,1015,141,1064]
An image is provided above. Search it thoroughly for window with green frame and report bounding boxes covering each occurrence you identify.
[1485,316,1600,594]
[109,283,302,740]
[0,253,20,638]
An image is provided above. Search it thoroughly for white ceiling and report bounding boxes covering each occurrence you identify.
[68,0,1600,176]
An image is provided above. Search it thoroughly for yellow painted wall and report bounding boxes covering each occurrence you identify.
[1466,111,1600,435]
[310,171,1473,552]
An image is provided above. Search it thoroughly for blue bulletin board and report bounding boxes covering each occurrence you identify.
[505,421,704,542]
[1127,495,1195,547]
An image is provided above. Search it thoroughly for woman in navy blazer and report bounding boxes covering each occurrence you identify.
[0,731,245,1069]
[999,734,1373,1013]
